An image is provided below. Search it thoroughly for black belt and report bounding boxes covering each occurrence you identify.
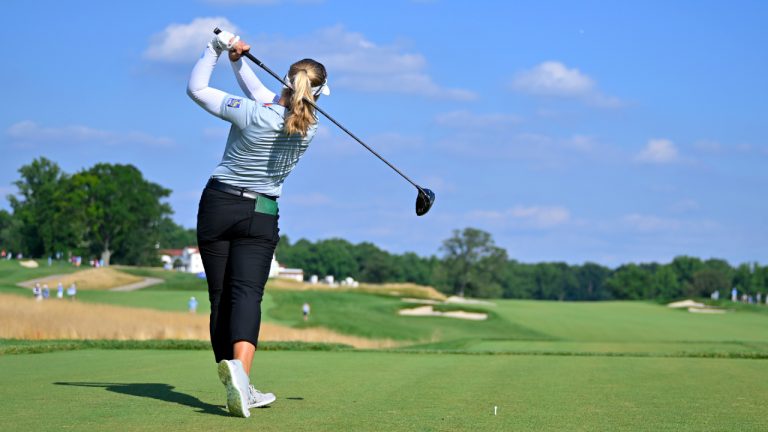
[206,178,278,201]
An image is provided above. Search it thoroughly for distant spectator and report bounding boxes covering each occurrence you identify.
[67,283,77,300]
[302,302,311,321]
[48,256,52,267]
[711,290,720,300]
[757,293,763,304]
[57,282,64,299]
[1,249,5,258]
[33,283,42,301]
[731,287,738,302]
[188,296,198,314]
[42,284,50,299]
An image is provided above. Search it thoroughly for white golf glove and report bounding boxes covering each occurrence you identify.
[211,29,240,52]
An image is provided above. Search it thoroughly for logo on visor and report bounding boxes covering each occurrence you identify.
[226,98,242,108]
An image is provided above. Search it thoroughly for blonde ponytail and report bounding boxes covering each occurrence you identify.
[283,59,327,136]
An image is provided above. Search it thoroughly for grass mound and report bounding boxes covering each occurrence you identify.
[267,290,545,343]
[267,277,446,300]
[21,267,145,290]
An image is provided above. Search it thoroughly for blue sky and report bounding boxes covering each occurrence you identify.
[1,0,766,266]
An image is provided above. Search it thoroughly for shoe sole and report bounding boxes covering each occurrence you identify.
[218,361,250,418]
[248,393,277,409]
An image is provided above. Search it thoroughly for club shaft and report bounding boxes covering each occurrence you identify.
[240,51,423,192]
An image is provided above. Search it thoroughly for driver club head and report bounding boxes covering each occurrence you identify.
[415,187,435,216]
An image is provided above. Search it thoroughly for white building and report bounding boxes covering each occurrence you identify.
[269,254,305,282]
[160,247,204,275]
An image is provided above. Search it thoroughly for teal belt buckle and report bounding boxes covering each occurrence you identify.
[255,195,278,215]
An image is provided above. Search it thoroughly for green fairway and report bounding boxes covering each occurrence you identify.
[1,349,767,431]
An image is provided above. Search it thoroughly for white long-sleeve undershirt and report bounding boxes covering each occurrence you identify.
[186,44,229,118]
[231,58,277,104]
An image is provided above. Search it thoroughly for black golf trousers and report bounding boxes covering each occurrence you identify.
[196,186,279,362]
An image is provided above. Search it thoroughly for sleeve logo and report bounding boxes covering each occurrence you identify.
[226,98,242,108]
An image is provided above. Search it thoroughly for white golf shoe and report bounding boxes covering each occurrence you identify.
[247,384,276,408]
[217,359,251,418]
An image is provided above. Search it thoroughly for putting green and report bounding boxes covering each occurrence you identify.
[1,349,767,431]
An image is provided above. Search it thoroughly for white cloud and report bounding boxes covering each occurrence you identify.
[470,205,571,229]
[510,61,621,108]
[434,110,521,129]
[145,20,474,100]
[636,139,679,164]
[255,25,475,100]
[6,121,174,148]
[511,61,594,96]
[144,17,240,63]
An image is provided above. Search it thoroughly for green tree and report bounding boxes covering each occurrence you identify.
[690,268,730,297]
[70,163,171,265]
[578,262,612,300]
[670,256,704,293]
[648,265,681,299]
[440,227,507,297]
[0,209,24,252]
[156,217,197,249]
[502,261,537,299]
[8,158,81,257]
[733,263,752,292]
[605,264,652,300]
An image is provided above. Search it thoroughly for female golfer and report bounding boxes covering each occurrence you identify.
[187,30,328,417]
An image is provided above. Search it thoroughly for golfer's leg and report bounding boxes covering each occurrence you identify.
[198,188,240,363]
[228,214,278,375]
[199,239,233,362]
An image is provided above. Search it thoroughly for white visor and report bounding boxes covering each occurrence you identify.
[283,74,331,97]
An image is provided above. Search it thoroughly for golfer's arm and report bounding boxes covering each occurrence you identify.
[187,44,228,118]
[231,59,277,103]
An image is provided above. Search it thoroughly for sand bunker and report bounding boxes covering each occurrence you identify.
[688,307,727,314]
[398,305,487,321]
[445,296,495,306]
[667,299,706,309]
[0,294,397,349]
[400,298,441,305]
[667,299,727,314]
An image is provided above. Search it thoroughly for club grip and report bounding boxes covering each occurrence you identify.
[213,27,221,35]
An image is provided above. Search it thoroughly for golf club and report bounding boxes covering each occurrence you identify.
[214,28,435,216]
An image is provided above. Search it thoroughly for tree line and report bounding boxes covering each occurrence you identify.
[3,158,766,300]
[277,228,768,300]
[0,158,194,265]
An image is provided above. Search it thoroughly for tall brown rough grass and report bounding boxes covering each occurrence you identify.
[0,294,397,348]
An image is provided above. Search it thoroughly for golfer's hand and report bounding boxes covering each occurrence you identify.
[229,40,251,61]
